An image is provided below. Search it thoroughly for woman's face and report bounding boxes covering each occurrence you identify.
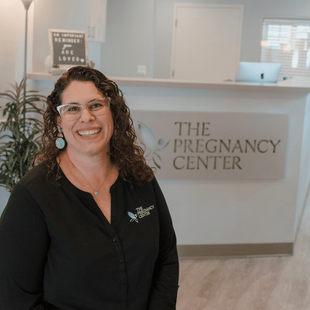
[57,80,114,158]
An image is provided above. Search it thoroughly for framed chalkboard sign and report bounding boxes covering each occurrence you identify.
[48,29,89,69]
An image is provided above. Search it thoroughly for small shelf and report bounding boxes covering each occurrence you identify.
[27,72,310,93]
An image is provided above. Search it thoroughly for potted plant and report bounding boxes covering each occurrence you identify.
[0,79,46,192]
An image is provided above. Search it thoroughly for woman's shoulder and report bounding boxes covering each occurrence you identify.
[16,162,51,189]
[4,162,54,214]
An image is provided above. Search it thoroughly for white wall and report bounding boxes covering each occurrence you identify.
[0,0,25,93]
[101,0,155,77]
[295,94,310,237]
[0,0,16,93]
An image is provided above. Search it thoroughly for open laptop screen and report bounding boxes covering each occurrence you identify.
[235,62,282,83]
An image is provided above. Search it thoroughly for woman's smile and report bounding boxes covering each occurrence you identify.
[77,128,101,136]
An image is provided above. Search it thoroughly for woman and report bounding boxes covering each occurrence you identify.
[0,66,179,309]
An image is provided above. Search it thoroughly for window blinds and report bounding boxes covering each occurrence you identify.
[260,18,310,80]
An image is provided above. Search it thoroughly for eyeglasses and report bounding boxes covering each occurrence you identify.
[57,98,110,121]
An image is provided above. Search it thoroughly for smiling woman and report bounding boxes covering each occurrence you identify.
[58,80,114,159]
[0,66,179,310]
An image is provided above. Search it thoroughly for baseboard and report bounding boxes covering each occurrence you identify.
[177,242,294,259]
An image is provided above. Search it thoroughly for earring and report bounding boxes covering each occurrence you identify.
[55,127,66,149]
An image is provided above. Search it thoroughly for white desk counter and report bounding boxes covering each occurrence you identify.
[28,72,310,92]
[28,73,310,258]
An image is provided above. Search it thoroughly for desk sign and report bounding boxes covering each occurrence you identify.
[131,111,289,180]
[48,29,89,69]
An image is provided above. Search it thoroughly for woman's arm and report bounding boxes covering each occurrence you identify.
[0,183,49,310]
[148,178,179,310]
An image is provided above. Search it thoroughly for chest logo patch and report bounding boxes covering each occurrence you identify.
[128,205,154,223]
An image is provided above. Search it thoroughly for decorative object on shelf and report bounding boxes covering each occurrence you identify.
[0,79,46,192]
[89,60,95,69]
[45,55,63,75]
[48,29,89,71]
[50,67,63,75]
[44,54,53,73]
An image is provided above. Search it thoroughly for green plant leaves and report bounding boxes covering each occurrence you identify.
[0,78,46,192]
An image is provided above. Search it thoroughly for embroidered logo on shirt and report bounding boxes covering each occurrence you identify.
[128,212,138,223]
[127,205,154,223]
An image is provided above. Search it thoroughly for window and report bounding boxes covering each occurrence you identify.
[260,18,310,80]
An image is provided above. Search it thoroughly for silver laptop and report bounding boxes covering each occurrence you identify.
[235,62,282,83]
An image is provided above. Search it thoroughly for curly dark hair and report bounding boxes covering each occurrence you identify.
[34,66,154,184]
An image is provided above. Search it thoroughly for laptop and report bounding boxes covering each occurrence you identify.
[235,62,282,83]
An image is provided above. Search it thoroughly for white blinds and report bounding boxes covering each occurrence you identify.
[260,18,310,80]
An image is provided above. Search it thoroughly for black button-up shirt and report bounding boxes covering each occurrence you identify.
[0,163,179,309]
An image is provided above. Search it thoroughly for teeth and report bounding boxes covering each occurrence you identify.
[78,129,100,136]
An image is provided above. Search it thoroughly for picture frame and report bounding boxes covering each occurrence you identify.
[48,29,89,70]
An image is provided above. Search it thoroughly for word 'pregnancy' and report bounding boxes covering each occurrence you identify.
[172,122,281,170]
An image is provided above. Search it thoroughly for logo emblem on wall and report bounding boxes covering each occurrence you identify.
[136,122,169,169]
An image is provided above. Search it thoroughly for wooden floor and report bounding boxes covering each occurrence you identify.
[177,193,310,310]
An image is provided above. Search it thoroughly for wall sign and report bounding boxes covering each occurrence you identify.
[48,29,89,69]
[131,111,289,180]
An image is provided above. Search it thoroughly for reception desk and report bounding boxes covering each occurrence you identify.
[28,73,310,258]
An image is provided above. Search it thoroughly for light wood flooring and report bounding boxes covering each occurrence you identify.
[177,192,310,310]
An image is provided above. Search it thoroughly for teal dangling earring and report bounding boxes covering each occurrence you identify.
[55,127,66,149]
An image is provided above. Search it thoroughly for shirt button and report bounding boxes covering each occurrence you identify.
[119,258,124,263]
[123,281,127,285]
[113,238,117,243]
